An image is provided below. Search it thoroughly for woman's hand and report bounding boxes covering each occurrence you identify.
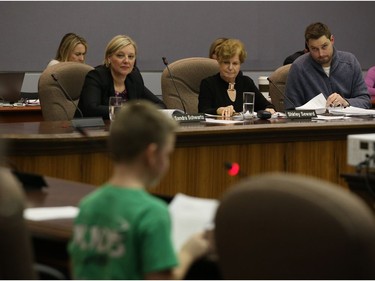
[217,105,235,117]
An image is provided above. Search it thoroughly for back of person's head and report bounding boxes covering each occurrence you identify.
[305,22,332,42]
[216,38,247,64]
[104,35,137,67]
[215,172,375,279]
[209,37,228,59]
[108,100,177,163]
[55,32,88,62]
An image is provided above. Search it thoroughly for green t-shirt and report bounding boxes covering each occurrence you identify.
[68,184,178,279]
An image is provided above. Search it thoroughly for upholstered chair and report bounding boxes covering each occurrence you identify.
[38,62,93,121]
[268,64,292,112]
[161,57,219,114]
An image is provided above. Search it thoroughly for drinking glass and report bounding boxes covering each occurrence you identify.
[109,96,124,121]
[243,92,255,119]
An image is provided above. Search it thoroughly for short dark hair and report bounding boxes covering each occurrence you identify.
[305,22,332,43]
[108,100,177,163]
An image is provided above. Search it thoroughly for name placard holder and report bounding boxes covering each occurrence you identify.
[285,110,317,119]
[172,113,206,123]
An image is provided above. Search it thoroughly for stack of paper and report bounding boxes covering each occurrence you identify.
[328,106,375,116]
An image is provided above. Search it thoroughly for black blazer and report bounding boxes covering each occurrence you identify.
[198,72,274,115]
[76,65,166,119]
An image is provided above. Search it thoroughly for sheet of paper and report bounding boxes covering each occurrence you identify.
[312,115,350,121]
[24,206,79,221]
[169,193,219,251]
[204,113,221,118]
[202,117,244,124]
[328,106,375,116]
[296,93,327,114]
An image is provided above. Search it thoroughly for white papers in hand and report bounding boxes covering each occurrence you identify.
[169,193,219,251]
[296,93,327,114]
[24,206,79,221]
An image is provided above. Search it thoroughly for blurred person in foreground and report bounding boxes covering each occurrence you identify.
[69,100,209,279]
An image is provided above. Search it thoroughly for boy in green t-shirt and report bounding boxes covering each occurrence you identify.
[68,100,209,279]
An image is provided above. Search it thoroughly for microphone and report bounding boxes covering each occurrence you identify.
[267,77,297,110]
[51,73,104,128]
[162,57,187,113]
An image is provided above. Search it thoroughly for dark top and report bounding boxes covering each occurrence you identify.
[198,72,275,114]
[283,50,306,65]
[76,65,166,119]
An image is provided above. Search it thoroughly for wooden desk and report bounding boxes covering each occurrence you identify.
[0,105,43,123]
[25,176,96,277]
[3,118,375,199]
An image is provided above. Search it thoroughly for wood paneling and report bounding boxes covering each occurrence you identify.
[1,119,371,199]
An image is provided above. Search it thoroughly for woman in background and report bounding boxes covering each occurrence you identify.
[47,32,88,67]
[365,66,375,103]
[77,35,165,119]
[199,38,275,117]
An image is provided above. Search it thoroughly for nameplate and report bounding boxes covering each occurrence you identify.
[172,113,206,123]
[71,117,105,128]
[285,110,317,119]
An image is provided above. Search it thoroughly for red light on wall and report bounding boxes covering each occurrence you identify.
[227,162,240,176]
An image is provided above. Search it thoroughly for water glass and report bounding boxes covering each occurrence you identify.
[243,92,255,119]
[109,96,124,121]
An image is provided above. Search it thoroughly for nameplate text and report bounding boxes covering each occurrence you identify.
[285,110,317,119]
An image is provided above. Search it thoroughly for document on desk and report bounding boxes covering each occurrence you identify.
[203,117,244,124]
[24,206,79,221]
[296,93,327,114]
[328,106,375,116]
[169,193,219,251]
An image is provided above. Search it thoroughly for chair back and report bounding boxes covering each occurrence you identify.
[38,62,93,121]
[0,169,36,279]
[161,57,219,113]
[268,64,291,112]
[214,172,375,279]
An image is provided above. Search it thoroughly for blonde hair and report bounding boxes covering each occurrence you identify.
[216,39,247,64]
[209,37,228,59]
[104,35,137,67]
[55,33,87,62]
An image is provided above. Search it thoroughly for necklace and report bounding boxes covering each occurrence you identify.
[227,83,236,102]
